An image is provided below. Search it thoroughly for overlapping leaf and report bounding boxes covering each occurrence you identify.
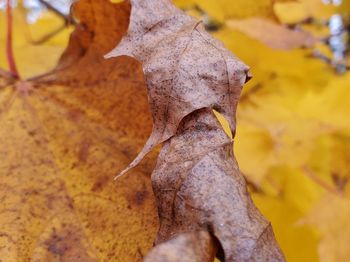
[151,108,285,261]
[106,0,251,176]
[0,0,158,260]
[2,0,349,260]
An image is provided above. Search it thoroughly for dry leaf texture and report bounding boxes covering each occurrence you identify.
[106,0,252,176]
[103,0,284,260]
[151,108,285,261]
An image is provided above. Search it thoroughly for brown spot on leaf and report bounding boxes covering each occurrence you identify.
[78,139,91,162]
[43,225,96,261]
[332,172,349,193]
[91,175,110,192]
[67,108,84,123]
[134,189,148,206]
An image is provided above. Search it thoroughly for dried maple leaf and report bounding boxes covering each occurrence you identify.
[105,0,252,177]
[150,108,285,261]
[304,194,350,262]
[105,0,284,261]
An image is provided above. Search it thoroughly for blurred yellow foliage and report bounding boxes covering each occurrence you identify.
[0,8,72,78]
[174,0,293,22]
[204,1,350,262]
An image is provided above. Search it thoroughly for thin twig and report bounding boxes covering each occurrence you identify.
[240,84,263,103]
[30,23,67,45]
[38,0,75,25]
[26,0,75,45]
[243,175,264,193]
[302,166,343,197]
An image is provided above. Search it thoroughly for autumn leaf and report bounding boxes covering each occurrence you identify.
[105,0,251,177]
[2,0,349,261]
[226,18,316,50]
[103,0,285,261]
[150,108,284,261]
[1,0,158,260]
[304,193,350,262]
[274,0,346,23]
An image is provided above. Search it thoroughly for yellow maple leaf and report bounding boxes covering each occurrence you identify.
[304,193,350,262]
[174,0,293,22]
[0,1,158,260]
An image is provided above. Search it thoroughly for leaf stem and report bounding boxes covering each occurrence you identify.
[6,0,20,79]
[302,166,343,197]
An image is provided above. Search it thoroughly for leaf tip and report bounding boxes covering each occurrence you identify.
[244,68,253,84]
[104,48,133,59]
[104,39,134,59]
[104,50,118,59]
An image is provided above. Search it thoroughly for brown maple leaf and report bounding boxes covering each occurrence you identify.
[148,108,285,261]
[105,0,284,261]
[105,0,252,177]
